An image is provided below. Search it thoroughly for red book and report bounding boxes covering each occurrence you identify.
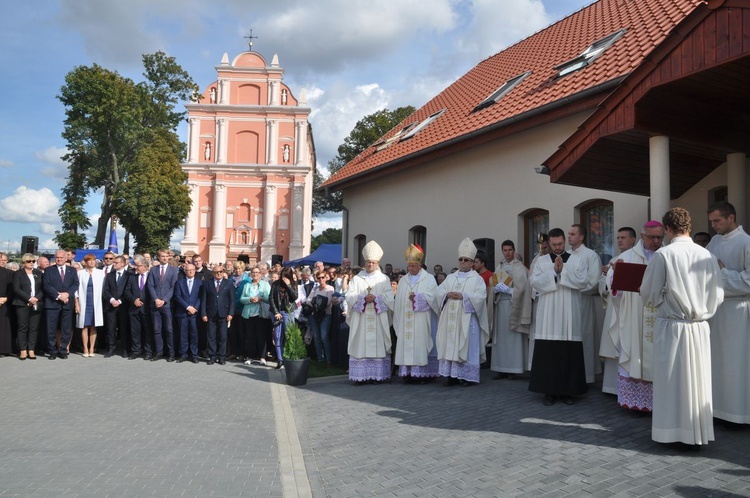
[611,262,647,293]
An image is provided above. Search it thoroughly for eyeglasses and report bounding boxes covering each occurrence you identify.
[24,260,36,263]
[317,276,327,280]
[213,271,224,275]
[104,257,114,260]
[458,257,472,263]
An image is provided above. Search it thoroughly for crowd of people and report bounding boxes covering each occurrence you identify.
[0,203,745,450]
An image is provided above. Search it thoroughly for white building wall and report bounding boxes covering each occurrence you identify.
[342,112,650,269]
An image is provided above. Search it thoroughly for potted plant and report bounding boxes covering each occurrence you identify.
[283,320,311,386]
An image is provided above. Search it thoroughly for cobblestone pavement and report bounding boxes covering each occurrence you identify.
[291,370,750,497]
[0,354,282,497]
[3,354,750,498]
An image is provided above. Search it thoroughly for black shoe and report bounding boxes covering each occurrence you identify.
[218,359,226,365]
[507,373,518,380]
[190,357,199,364]
[459,379,472,387]
[104,351,115,358]
[176,357,184,363]
[150,355,161,362]
[543,395,557,406]
[166,356,175,363]
[443,377,459,387]
[59,353,68,359]
[275,361,284,370]
[48,353,57,360]
[128,355,139,360]
[208,358,215,365]
[492,373,507,380]
[560,396,575,405]
[144,354,153,361]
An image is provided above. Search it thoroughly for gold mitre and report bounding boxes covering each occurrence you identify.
[404,244,424,264]
[458,237,477,259]
[362,240,384,262]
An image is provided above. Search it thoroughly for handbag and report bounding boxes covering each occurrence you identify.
[312,294,328,320]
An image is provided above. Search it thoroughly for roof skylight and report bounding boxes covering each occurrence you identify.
[555,29,626,78]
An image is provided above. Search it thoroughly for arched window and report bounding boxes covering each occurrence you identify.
[409,225,426,259]
[354,234,367,267]
[578,199,614,264]
[523,208,549,264]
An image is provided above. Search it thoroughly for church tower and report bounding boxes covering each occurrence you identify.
[181,50,315,265]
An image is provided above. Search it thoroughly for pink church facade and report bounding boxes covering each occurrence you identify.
[181,51,315,265]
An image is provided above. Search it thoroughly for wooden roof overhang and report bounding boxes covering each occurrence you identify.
[544,0,750,199]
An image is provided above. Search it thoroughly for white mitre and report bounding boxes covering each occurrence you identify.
[458,237,477,259]
[362,240,384,262]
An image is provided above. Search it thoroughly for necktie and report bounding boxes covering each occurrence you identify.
[160,266,165,281]
[215,280,220,292]
[188,279,192,294]
[116,271,121,283]
[139,274,145,290]
[60,267,65,280]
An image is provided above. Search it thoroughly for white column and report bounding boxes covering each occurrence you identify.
[649,135,670,221]
[188,118,200,163]
[727,152,747,225]
[218,78,229,104]
[260,183,277,262]
[183,182,200,244]
[217,118,228,164]
[269,80,278,105]
[267,120,278,165]
[295,121,307,165]
[208,183,227,264]
[288,185,305,260]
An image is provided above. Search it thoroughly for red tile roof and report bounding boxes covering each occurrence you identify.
[323,0,701,189]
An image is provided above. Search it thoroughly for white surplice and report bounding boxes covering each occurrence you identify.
[570,244,602,383]
[530,253,588,342]
[394,269,439,366]
[707,225,750,423]
[641,236,723,445]
[345,269,393,359]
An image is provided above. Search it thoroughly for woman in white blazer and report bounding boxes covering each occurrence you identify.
[74,254,105,357]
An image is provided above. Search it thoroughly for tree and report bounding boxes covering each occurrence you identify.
[116,131,191,255]
[54,158,91,249]
[310,228,342,251]
[57,52,199,248]
[313,106,415,216]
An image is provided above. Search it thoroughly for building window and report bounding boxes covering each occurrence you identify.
[409,225,427,257]
[555,29,626,78]
[400,109,446,141]
[579,199,614,264]
[226,211,234,229]
[473,72,531,112]
[523,209,549,264]
[354,234,367,267]
[200,208,211,229]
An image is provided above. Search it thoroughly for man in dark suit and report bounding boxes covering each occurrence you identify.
[102,255,130,357]
[201,265,234,365]
[174,263,203,363]
[124,255,151,360]
[42,250,79,359]
[147,249,179,361]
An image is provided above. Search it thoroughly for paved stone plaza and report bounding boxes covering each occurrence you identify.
[2,355,750,497]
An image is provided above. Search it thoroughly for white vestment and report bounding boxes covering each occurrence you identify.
[530,253,588,342]
[641,236,723,445]
[490,259,531,373]
[394,269,439,366]
[435,270,489,381]
[346,269,393,359]
[569,244,602,383]
[76,268,105,328]
[598,273,618,395]
[707,225,750,423]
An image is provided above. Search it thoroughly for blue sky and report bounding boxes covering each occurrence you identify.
[0,0,592,254]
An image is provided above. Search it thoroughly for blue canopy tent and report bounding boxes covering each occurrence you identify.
[73,249,110,262]
[283,244,342,267]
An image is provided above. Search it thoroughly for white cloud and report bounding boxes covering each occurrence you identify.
[0,159,13,168]
[39,223,58,235]
[0,186,59,223]
[36,146,69,178]
[312,212,343,236]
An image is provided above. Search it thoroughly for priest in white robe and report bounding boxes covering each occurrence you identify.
[529,228,589,405]
[490,240,531,379]
[607,222,663,411]
[568,224,602,384]
[599,226,638,395]
[706,201,750,425]
[436,238,489,386]
[394,244,440,382]
[641,207,723,446]
[346,240,394,384]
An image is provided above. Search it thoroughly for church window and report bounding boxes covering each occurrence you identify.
[523,208,549,264]
[579,199,614,264]
[354,234,367,267]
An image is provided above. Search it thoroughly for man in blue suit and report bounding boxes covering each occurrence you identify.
[102,255,130,357]
[147,249,179,361]
[42,250,79,359]
[201,264,234,365]
[124,255,152,360]
[174,263,203,363]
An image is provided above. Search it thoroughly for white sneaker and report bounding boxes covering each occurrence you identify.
[244,359,253,366]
